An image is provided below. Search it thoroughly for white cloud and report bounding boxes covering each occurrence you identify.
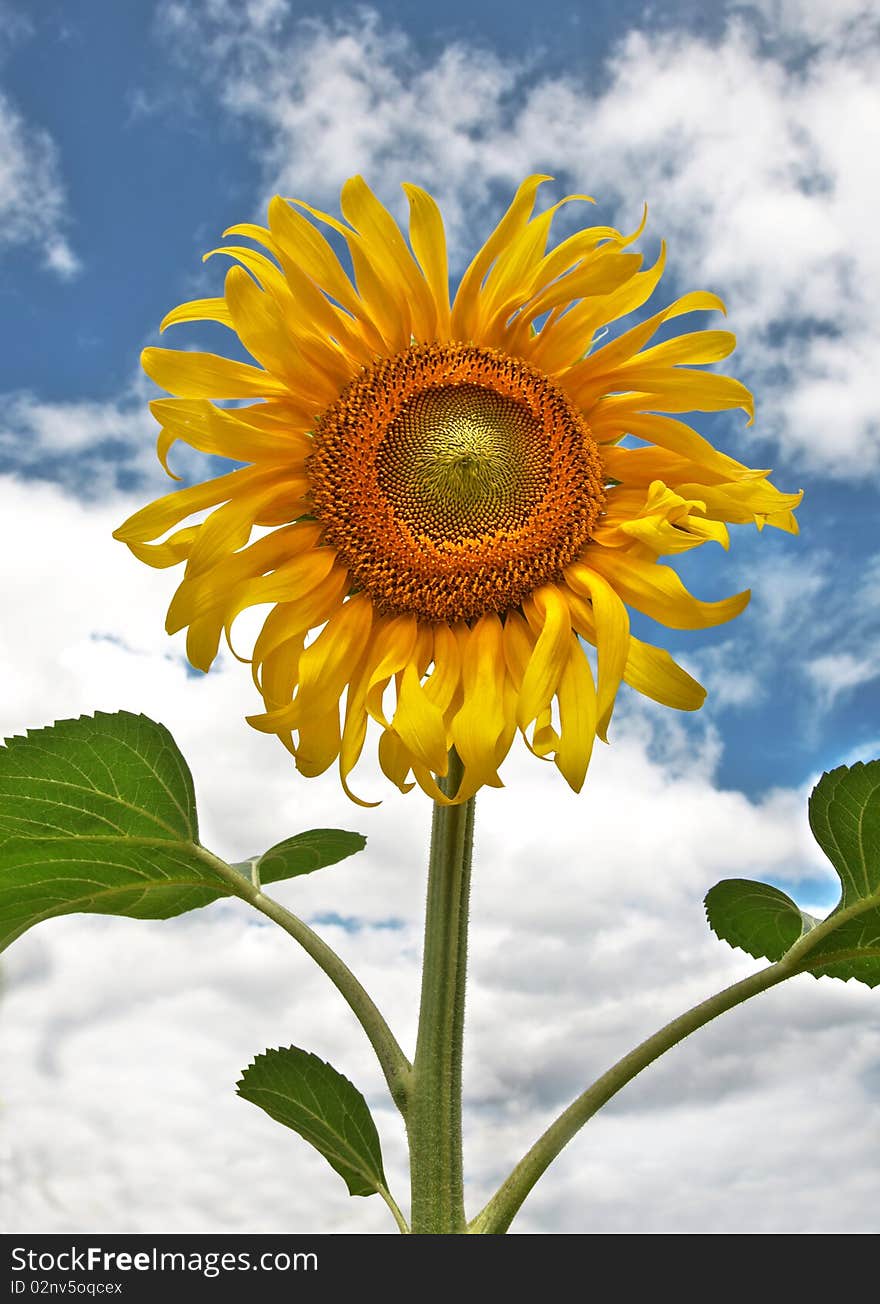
[0,376,205,494]
[741,0,880,50]
[155,2,880,479]
[0,87,79,277]
[690,547,880,722]
[806,650,880,710]
[43,238,81,279]
[1,475,875,1235]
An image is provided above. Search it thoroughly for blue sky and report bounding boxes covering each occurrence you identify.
[2,0,879,1236]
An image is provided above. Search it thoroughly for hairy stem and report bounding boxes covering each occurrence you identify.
[195,846,412,1115]
[407,751,475,1234]
[378,1184,411,1234]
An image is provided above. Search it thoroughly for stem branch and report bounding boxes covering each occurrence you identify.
[470,956,797,1234]
[195,846,412,1115]
[379,1185,411,1234]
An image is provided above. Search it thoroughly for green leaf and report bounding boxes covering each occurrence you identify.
[237,1047,387,1197]
[809,761,880,901]
[0,711,366,952]
[233,829,366,886]
[705,880,818,962]
[705,760,880,987]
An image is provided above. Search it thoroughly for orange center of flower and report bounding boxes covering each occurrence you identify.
[309,343,605,622]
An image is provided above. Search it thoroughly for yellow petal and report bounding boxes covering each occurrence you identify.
[152,398,313,473]
[675,479,804,526]
[530,212,632,290]
[288,594,373,725]
[586,547,750,630]
[605,512,726,555]
[236,563,348,662]
[615,329,736,372]
[581,289,726,373]
[502,610,534,687]
[568,241,669,344]
[523,249,642,326]
[253,625,307,711]
[450,614,509,792]
[142,347,290,399]
[182,478,310,579]
[160,297,234,332]
[421,622,462,715]
[600,444,730,488]
[763,506,800,535]
[339,670,375,805]
[475,195,590,340]
[517,586,572,731]
[451,174,552,340]
[378,728,418,793]
[596,483,730,556]
[284,194,409,350]
[263,201,363,318]
[528,706,557,758]
[624,637,706,710]
[223,265,309,389]
[228,549,339,625]
[338,616,420,804]
[409,761,456,804]
[221,221,277,245]
[341,176,436,340]
[402,182,451,340]
[591,409,746,481]
[204,242,291,301]
[505,255,642,361]
[555,637,597,790]
[125,525,200,569]
[562,565,629,740]
[266,197,375,365]
[226,264,355,401]
[170,521,321,631]
[173,545,336,671]
[587,371,754,425]
[364,615,420,727]
[294,706,342,779]
[392,660,449,774]
[113,465,280,546]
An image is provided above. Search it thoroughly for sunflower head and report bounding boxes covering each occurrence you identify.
[114,175,801,804]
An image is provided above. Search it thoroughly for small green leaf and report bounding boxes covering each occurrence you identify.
[237,1047,387,1197]
[233,829,366,886]
[705,880,818,962]
[705,760,880,987]
[0,711,366,952]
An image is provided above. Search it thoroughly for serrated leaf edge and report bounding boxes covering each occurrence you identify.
[237,1047,387,1197]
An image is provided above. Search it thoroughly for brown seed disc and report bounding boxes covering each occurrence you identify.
[308,343,605,622]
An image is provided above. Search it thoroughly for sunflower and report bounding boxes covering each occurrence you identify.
[115,175,800,805]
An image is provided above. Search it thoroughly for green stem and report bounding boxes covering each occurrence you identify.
[470,956,797,1234]
[471,876,880,1233]
[195,846,412,1115]
[378,1184,411,1234]
[407,750,475,1234]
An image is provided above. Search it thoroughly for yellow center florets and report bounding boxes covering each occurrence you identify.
[378,384,549,542]
[309,343,606,622]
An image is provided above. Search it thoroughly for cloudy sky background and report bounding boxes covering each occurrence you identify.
[1,0,878,1234]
